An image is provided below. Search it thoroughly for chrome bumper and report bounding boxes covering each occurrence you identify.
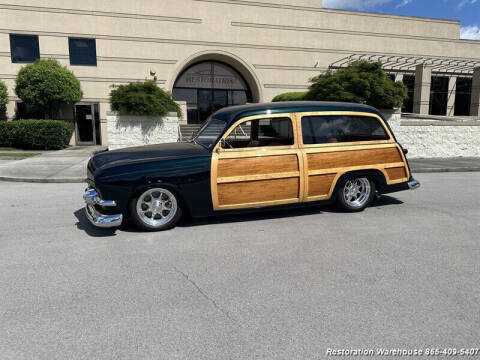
[83,189,123,228]
[408,179,421,190]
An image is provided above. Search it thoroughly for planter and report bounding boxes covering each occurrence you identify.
[107,112,179,150]
[380,108,401,123]
[383,111,480,158]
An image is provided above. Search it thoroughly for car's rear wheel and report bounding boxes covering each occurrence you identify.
[337,177,375,212]
[130,187,182,231]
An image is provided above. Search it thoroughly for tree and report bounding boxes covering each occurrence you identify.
[0,80,8,120]
[15,59,83,119]
[272,91,308,102]
[110,81,181,118]
[305,61,407,109]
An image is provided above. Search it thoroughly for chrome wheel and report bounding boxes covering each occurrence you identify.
[343,178,371,209]
[136,188,178,228]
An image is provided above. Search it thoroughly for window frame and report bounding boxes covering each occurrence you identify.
[68,37,97,66]
[296,111,394,148]
[215,113,298,152]
[10,34,40,64]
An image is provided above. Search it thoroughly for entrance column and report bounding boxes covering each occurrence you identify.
[413,65,432,115]
[446,76,457,116]
[470,67,480,117]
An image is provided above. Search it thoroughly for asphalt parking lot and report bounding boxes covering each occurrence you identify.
[0,172,479,359]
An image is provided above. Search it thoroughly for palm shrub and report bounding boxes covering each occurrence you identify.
[15,59,83,119]
[110,81,181,118]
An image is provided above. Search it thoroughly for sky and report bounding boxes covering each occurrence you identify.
[323,0,480,40]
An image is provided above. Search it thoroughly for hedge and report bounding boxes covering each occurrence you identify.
[0,80,7,120]
[110,81,181,118]
[272,91,308,102]
[0,120,73,150]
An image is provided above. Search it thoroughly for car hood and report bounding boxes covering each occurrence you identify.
[89,142,209,172]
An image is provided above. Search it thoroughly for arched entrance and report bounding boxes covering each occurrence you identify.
[173,61,253,124]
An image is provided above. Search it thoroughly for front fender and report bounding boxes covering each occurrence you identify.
[93,155,213,217]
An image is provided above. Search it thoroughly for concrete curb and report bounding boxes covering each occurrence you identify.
[412,167,480,173]
[0,156,32,161]
[0,176,87,183]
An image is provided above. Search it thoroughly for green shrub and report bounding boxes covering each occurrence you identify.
[0,122,16,147]
[0,80,8,120]
[110,81,181,118]
[0,120,72,150]
[15,59,83,119]
[305,61,407,109]
[272,91,308,102]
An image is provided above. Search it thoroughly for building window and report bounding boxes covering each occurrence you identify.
[69,38,97,66]
[301,115,389,144]
[454,78,472,116]
[429,76,449,116]
[10,34,40,63]
[402,75,415,113]
[15,102,45,120]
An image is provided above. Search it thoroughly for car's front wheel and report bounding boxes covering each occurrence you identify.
[130,187,182,231]
[336,177,375,212]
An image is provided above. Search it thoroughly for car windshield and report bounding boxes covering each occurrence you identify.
[190,117,227,149]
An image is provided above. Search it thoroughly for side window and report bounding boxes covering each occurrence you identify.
[69,38,97,66]
[10,34,40,63]
[302,115,390,144]
[224,117,294,149]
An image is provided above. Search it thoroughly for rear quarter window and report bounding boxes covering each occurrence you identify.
[301,115,390,144]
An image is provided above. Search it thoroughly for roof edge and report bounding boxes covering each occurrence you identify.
[321,7,460,25]
[213,101,385,124]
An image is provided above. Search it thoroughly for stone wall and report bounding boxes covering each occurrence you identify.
[107,112,179,150]
[383,110,480,158]
[176,101,188,125]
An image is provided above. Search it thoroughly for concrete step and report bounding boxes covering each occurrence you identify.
[179,124,202,141]
[179,124,255,141]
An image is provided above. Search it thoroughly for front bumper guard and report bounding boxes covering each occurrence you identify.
[83,189,123,228]
[408,178,421,190]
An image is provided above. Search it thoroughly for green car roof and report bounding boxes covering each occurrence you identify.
[213,101,385,126]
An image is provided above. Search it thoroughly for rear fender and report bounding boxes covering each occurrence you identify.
[331,169,387,199]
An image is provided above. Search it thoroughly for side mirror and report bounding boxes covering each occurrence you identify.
[220,138,227,149]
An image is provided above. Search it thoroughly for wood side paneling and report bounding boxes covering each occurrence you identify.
[307,148,402,170]
[218,155,298,177]
[218,178,299,206]
[386,167,407,181]
[308,174,336,197]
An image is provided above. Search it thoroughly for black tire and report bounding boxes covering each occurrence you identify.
[336,176,375,212]
[129,187,183,231]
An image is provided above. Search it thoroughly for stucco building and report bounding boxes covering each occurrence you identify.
[1,0,479,145]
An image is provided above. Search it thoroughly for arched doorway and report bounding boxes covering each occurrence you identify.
[173,61,253,124]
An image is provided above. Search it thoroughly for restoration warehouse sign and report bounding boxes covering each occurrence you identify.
[175,62,248,90]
